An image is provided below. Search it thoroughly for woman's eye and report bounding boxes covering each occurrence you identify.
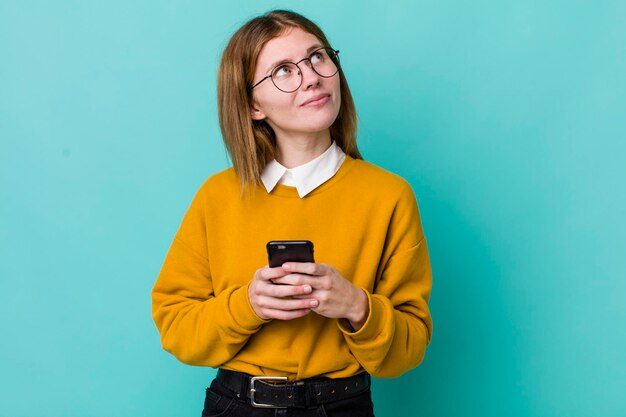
[274,65,292,78]
[310,52,324,64]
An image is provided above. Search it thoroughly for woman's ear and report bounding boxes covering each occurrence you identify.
[250,101,266,121]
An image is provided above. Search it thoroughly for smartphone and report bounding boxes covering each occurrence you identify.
[267,240,315,268]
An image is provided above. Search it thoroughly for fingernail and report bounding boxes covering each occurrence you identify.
[310,300,318,307]
[282,263,291,270]
[303,285,312,293]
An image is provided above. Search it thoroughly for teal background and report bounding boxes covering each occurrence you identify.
[1,1,625,416]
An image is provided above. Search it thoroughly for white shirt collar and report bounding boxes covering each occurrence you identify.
[261,142,346,198]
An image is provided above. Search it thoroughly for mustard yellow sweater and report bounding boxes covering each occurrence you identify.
[152,156,433,380]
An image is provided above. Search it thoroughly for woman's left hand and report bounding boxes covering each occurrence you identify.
[271,262,370,331]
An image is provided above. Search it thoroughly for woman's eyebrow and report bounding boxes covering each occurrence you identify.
[264,44,324,73]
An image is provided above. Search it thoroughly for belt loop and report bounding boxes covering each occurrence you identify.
[304,378,317,407]
[237,372,248,399]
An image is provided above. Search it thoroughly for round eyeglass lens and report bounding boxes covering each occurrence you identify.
[271,48,339,93]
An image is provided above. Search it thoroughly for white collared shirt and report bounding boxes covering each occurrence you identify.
[261,142,346,198]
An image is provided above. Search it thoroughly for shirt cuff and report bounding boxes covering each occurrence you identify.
[228,283,271,330]
[336,288,384,341]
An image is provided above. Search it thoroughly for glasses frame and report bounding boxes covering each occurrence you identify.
[250,47,340,93]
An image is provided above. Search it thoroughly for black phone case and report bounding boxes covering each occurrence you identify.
[267,240,315,267]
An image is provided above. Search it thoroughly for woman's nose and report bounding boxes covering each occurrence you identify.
[299,61,321,89]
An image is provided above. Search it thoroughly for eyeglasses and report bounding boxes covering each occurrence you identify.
[250,47,340,93]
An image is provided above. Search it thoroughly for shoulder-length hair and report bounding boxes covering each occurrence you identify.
[217,9,362,188]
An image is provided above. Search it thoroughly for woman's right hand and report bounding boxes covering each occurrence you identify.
[248,266,319,320]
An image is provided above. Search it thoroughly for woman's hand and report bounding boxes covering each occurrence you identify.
[272,263,370,331]
[248,266,319,321]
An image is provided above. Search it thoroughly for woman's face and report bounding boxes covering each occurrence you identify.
[250,27,341,141]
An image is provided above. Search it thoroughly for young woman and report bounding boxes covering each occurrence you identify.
[152,10,433,417]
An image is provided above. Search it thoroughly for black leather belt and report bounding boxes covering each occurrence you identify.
[215,369,371,408]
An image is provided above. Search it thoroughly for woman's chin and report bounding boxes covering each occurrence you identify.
[301,113,339,132]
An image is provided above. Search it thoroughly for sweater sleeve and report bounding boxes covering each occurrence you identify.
[337,182,433,378]
[151,185,268,367]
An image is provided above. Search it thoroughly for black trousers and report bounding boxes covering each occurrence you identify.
[201,373,375,417]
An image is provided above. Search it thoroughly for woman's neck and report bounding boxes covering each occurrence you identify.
[274,131,332,169]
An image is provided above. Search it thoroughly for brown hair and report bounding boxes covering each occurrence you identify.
[217,10,362,188]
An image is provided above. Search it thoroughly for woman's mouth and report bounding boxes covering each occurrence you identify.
[301,94,330,107]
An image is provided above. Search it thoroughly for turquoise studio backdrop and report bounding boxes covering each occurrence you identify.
[1,1,625,416]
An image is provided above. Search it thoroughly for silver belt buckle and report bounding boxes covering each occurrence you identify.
[250,376,289,408]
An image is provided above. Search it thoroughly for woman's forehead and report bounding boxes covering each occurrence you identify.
[256,27,322,69]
